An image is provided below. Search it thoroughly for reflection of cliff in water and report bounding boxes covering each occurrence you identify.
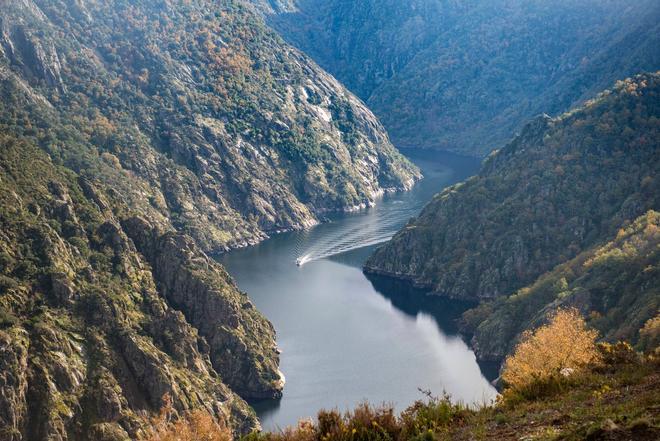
[249,398,281,427]
[365,272,501,382]
[365,273,472,335]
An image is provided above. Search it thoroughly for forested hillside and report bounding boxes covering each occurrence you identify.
[0,0,420,439]
[461,210,659,362]
[261,0,660,155]
[0,0,419,253]
[366,73,660,301]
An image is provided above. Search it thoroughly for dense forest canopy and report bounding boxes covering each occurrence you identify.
[366,73,660,301]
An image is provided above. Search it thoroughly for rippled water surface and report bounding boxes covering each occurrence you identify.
[218,150,497,430]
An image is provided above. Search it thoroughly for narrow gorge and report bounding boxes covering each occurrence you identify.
[0,1,658,440]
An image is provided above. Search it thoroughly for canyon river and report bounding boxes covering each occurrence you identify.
[218,150,498,430]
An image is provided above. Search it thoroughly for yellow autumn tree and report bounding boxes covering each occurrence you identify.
[502,309,599,389]
[144,395,232,441]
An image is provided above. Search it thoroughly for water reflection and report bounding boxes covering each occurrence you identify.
[330,247,501,382]
[219,150,496,430]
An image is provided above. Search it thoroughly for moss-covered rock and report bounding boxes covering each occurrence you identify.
[0,134,266,439]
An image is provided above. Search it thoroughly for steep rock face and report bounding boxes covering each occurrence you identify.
[0,0,420,254]
[261,0,660,156]
[0,123,277,438]
[122,217,283,400]
[365,73,660,300]
[0,3,420,434]
[461,211,660,362]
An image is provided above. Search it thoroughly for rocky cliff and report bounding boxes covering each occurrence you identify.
[365,73,660,301]
[0,134,282,440]
[261,0,660,156]
[0,0,420,439]
[0,0,420,254]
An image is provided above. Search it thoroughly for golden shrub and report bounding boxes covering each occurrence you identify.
[144,395,232,441]
[502,309,599,389]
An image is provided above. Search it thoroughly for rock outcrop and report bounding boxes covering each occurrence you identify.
[122,217,283,400]
[0,136,277,439]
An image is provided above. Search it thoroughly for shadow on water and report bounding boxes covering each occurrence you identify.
[220,150,496,428]
[364,273,501,382]
[249,398,282,425]
[328,245,502,382]
[365,273,502,382]
[365,273,473,336]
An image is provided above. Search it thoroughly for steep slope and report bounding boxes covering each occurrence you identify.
[0,0,420,254]
[0,132,283,440]
[461,211,660,362]
[0,0,422,439]
[261,0,660,156]
[365,73,660,300]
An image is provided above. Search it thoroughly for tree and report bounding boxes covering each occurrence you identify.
[144,395,231,441]
[502,309,599,389]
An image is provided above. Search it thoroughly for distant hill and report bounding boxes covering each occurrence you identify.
[260,0,660,156]
[365,73,660,302]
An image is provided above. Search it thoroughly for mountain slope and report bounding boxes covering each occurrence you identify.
[462,210,660,362]
[365,73,660,300]
[0,0,420,254]
[261,0,660,156]
[0,133,283,440]
[0,0,421,439]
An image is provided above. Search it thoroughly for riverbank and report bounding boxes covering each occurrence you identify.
[218,150,488,430]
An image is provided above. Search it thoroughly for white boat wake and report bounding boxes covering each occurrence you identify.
[294,226,398,266]
[296,254,312,266]
[292,193,421,267]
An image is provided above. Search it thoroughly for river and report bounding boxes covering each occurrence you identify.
[218,149,498,430]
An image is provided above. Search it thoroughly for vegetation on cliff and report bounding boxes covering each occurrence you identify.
[461,210,660,363]
[261,0,660,156]
[0,0,420,253]
[0,131,285,439]
[365,73,660,302]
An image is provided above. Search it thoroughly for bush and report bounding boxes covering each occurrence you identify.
[501,309,599,391]
[144,395,231,441]
[638,315,660,352]
[399,393,467,440]
[241,395,467,441]
[597,341,639,366]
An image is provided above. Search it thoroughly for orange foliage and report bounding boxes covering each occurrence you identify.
[502,309,599,389]
[144,395,232,441]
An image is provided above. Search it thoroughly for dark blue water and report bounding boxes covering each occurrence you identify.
[218,150,497,430]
